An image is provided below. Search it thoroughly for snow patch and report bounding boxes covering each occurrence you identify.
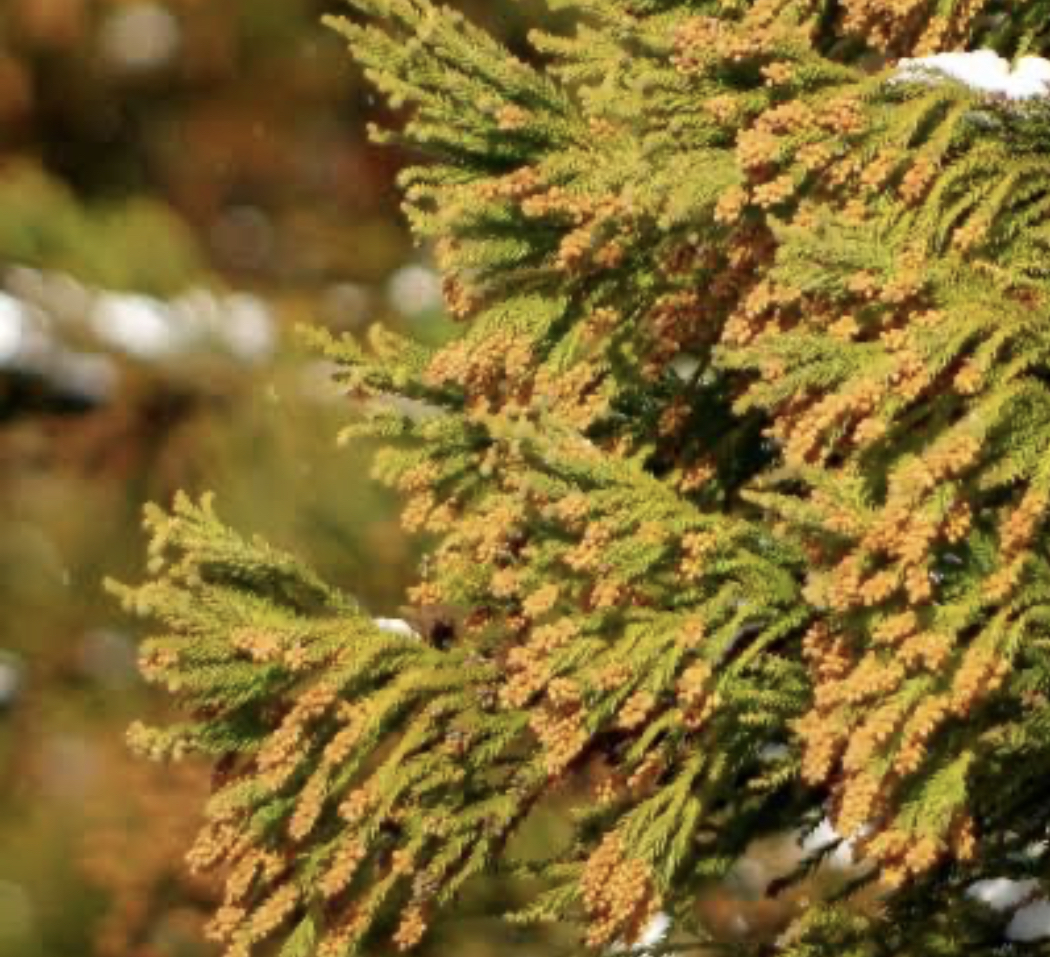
[1009,900,1050,941]
[966,879,1050,940]
[99,3,181,73]
[387,264,442,317]
[0,653,23,708]
[91,294,180,359]
[895,50,1050,100]
[0,293,28,365]
[636,912,670,950]
[800,817,865,869]
[968,878,1038,911]
[374,618,419,639]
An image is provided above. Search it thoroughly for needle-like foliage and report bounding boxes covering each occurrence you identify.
[112,1,1050,954]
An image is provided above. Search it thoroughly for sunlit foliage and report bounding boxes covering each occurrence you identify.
[118,2,1050,954]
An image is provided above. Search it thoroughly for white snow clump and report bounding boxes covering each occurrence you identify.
[967,878,1050,941]
[895,50,1050,100]
[373,618,419,639]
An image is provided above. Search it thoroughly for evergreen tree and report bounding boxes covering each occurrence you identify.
[113,1,1050,954]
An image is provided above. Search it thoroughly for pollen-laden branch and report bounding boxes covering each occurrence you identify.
[120,0,1050,954]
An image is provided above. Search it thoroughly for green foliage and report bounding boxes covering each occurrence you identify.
[0,163,203,295]
[117,0,1050,954]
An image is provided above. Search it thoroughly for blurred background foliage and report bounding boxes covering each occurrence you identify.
[0,3,815,956]
[0,1,458,954]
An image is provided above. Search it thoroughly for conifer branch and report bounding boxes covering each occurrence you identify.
[120,1,1050,954]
